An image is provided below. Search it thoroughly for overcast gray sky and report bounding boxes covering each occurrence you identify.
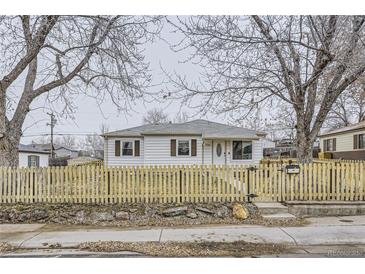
[19,18,228,145]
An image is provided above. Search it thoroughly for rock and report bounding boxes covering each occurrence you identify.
[115,211,129,220]
[129,208,138,213]
[90,211,114,222]
[216,211,225,219]
[216,206,230,218]
[186,212,198,219]
[232,203,249,220]
[31,209,48,220]
[162,206,188,217]
[195,206,215,215]
[18,212,31,222]
[0,211,10,221]
[76,210,87,223]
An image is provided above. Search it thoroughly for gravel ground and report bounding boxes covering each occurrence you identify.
[78,240,288,257]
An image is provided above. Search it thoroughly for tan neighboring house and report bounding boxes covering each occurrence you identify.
[319,121,365,160]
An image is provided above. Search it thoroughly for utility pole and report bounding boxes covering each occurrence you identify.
[46,112,56,159]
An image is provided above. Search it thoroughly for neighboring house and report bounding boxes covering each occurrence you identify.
[102,119,266,166]
[262,138,275,149]
[54,146,79,159]
[18,144,50,168]
[319,121,365,160]
[264,138,320,158]
[30,143,79,159]
[264,138,297,158]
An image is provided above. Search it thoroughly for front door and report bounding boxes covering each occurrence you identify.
[213,140,226,165]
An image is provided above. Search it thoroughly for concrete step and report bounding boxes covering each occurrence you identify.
[262,213,297,221]
[255,202,289,215]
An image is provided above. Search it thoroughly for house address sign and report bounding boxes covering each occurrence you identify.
[285,164,300,174]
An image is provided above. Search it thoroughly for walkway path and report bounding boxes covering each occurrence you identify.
[1,215,365,249]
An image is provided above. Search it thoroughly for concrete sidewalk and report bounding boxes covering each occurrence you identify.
[1,215,365,249]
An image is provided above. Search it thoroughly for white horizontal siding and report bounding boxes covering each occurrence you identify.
[19,152,49,167]
[203,139,213,164]
[144,136,203,165]
[320,129,365,152]
[105,137,144,166]
[104,136,263,167]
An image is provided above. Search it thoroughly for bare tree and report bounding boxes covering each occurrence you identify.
[81,123,109,157]
[142,108,169,124]
[324,77,365,130]
[167,16,365,162]
[173,111,189,123]
[0,16,162,166]
[54,135,77,150]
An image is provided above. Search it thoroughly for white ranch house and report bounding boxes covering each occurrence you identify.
[103,119,266,166]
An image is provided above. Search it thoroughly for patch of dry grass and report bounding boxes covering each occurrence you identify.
[0,242,15,253]
[78,240,287,257]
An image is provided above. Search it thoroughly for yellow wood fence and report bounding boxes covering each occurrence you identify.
[0,163,364,204]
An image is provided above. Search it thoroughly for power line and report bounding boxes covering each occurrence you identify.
[22,132,101,137]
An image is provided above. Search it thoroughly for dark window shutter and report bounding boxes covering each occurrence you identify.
[323,140,327,152]
[191,139,197,156]
[28,156,31,167]
[115,140,121,156]
[134,140,140,156]
[35,156,40,167]
[333,138,336,151]
[170,139,176,156]
[354,135,358,149]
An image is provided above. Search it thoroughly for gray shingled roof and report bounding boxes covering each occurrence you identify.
[18,144,51,154]
[103,119,266,139]
[30,143,78,152]
[319,120,365,137]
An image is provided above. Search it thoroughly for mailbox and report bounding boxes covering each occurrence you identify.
[285,164,300,174]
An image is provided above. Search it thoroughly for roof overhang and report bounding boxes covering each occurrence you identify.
[203,136,260,140]
[141,133,202,136]
[319,127,365,138]
[18,150,51,155]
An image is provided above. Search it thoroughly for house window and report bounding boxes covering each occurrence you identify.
[354,134,365,149]
[359,134,365,149]
[28,155,40,167]
[323,138,336,152]
[232,141,252,160]
[178,140,190,156]
[122,141,133,156]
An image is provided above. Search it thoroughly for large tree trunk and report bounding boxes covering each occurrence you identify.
[0,127,21,167]
[295,112,316,163]
[296,134,315,163]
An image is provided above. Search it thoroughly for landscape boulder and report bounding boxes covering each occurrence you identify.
[31,209,48,220]
[90,211,114,222]
[76,210,87,223]
[232,203,249,220]
[115,211,129,220]
[186,212,198,219]
[162,206,188,217]
[195,206,215,215]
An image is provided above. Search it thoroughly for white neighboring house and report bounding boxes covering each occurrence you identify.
[54,146,79,159]
[18,144,50,168]
[102,119,267,167]
[29,143,79,159]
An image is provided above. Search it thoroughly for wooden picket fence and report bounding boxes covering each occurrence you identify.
[0,163,364,204]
